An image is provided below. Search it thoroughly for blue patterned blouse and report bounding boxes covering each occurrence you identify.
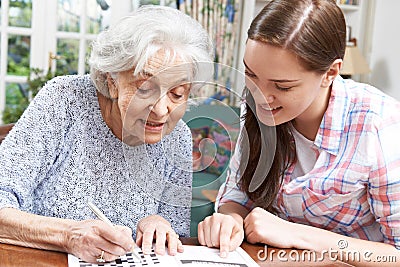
[0,75,193,238]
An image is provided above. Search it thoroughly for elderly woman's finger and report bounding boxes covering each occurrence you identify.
[177,238,184,253]
[98,224,133,252]
[154,228,167,255]
[166,232,178,255]
[135,229,143,247]
[141,228,156,255]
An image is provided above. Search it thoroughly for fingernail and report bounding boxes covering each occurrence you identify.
[156,249,165,256]
[220,251,227,258]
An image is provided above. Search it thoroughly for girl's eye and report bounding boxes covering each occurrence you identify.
[275,84,292,91]
[172,93,183,99]
[244,70,257,78]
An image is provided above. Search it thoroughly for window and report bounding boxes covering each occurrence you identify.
[0,0,121,123]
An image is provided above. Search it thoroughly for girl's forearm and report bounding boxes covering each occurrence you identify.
[218,202,250,225]
[293,222,399,267]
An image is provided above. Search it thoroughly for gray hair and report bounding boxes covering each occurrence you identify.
[89,5,214,98]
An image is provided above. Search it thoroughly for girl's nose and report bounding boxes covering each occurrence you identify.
[266,95,275,103]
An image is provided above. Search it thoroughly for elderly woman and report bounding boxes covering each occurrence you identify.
[0,5,213,263]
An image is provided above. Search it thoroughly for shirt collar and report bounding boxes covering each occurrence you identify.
[314,76,350,155]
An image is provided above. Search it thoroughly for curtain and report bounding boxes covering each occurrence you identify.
[177,0,240,105]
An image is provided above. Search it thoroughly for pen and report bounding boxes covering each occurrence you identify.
[87,201,142,262]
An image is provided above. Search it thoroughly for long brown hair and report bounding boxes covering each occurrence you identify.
[238,0,346,212]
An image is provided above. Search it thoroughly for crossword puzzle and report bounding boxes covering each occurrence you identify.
[78,250,160,267]
[68,245,258,267]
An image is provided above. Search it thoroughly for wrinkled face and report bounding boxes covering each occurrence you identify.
[243,39,327,127]
[111,50,192,146]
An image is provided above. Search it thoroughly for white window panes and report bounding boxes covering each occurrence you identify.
[139,0,160,6]
[0,0,135,123]
[85,40,93,74]
[57,0,82,32]
[56,38,79,75]
[8,0,32,28]
[164,0,176,8]
[7,34,30,76]
[135,0,176,10]
[86,0,111,34]
[0,36,2,73]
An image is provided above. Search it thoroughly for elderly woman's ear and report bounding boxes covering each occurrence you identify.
[107,73,118,100]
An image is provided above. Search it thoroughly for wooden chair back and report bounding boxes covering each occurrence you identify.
[0,123,15,144]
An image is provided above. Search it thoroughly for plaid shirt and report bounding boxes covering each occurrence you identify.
[216,76,400,248]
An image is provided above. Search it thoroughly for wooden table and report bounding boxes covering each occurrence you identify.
[0,238,352,266]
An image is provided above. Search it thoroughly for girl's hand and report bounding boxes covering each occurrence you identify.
[244,207,295,248]
[198,213,244,258]
[136,215,183,256]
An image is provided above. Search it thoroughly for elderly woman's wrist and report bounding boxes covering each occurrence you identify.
[57,219,79,253]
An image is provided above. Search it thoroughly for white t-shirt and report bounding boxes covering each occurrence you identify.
[291,125,319,179]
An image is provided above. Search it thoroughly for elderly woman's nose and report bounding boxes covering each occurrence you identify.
[150,94,169,116]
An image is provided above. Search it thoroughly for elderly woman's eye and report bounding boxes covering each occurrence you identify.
[169,86,187,99]
[137,86,155,95]
[137,88,149,93]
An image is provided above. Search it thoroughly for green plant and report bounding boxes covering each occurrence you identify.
[2,68,56,124]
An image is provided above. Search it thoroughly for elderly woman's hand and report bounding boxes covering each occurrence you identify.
[136,215,183,256]
[65,219,134,263]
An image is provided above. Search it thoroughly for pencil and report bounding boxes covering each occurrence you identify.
[87,201,142,262]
